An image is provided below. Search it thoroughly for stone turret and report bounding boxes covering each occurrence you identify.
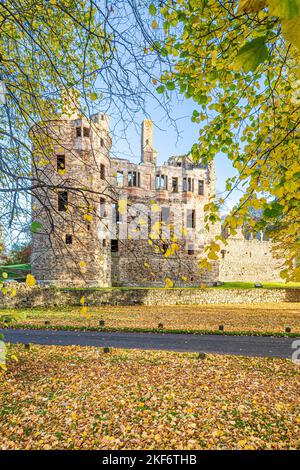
[141,119,156,165]
[30,108,112,287]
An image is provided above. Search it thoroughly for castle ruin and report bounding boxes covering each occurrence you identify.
[30,108,282,287]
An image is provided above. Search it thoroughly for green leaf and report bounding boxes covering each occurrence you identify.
[30,221,43,233]
[90,92,98,101]
[149,3,157,16]
[282,15,300,50]
[156,85,165,94]
[166,81,175,90]
[233,36,269,73]
[268,0,300,19]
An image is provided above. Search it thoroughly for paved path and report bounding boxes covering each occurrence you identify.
[1,328,298,358]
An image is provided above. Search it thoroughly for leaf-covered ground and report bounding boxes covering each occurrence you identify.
[1,303,300,334]
[1,344,300,450]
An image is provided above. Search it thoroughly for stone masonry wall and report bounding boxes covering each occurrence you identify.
[0,284,299,309]
[219,238,282,282]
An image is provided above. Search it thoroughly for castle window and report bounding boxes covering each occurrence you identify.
[112,203,120,224]
[156,174,167,190]
[111,239,119,252]
[87,224,91,231]
[128,171,140,187]
[100,197,106,217]
[116,171,124,186]
[187,177,193,192]
[160,207,170,224]
[65,234,72,244]
[76,127,82,137]
[100,164,105,180]
[83,127,90,138]
[187,209,196,229]
[198,180,204,195]
[162,243,169,254]
[187,245,194,255]
[103,239,107,247]
[172,177,178,193]
[221,249,226,259]
[57,155,65,171]
[182,178,187,192]
[58,191,68,212]
[100,137,104,147]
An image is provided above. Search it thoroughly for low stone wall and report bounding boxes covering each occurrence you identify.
[0,284,299,308]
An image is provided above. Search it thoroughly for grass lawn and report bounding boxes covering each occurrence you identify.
[0,264,30,282]
[1,303,300,335]
[1,344,299,450]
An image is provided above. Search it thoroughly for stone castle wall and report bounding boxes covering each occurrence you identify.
[219,238,282,282]
[0,284,299,309]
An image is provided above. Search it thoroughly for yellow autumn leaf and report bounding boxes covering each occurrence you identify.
[80,296,85,305]
[151,203,160,212]
[165,277,174,288]
[26,274,36,287]
[80,306,87,315]
[79,261,86,269]
[84,213,93,223]
[282,16,300,51]
[238,0,267,13]
[118,199,127,215]
[2,272,8,279]
[10,288,17,298]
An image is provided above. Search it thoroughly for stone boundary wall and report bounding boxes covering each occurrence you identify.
[0,284,299,308]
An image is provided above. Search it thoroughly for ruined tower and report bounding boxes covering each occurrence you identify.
[141,119,156,165]
[30,100,112,287]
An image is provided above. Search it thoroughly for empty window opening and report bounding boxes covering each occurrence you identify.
[182,178,187,192]
[128,171,140,187]
[103,239,107,247]
[100,197,106,217]
[116,171,124,186]
[57,155,65,171]
[187,209,196,229]
[100,164,105,180]
[100,137,104,147]
[156,174,167,190]
[160,207,170,224]
[221,249,226,259]
[65,234,72,244]
[111,239,119,252]
[162,243,169,254]
[76,127,82,138]
[187,178,193,192]
[87,224,91,232]
[58,191,68,212]
[172,177,178,193]
[83,127,90,138]
[198,180,204,195]
[187,245,194,255]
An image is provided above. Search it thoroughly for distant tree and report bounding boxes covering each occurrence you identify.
[5,242,31,265]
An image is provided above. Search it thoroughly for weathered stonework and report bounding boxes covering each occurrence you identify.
[219,230,282,282]
[30,110,283,288]
[0,284,299,309]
